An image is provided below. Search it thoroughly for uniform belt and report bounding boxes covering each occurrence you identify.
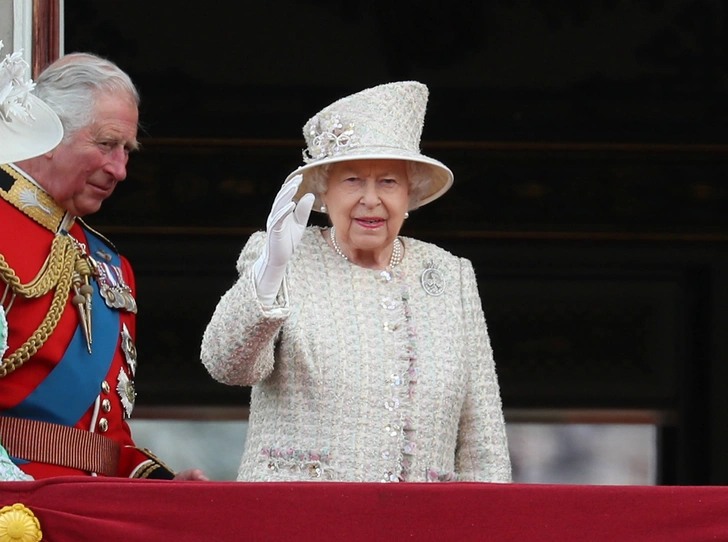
[0,416,120,476]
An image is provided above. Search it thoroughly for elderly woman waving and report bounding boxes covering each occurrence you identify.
[201,81,512,483]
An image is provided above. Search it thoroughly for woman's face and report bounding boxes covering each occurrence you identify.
[322,159,410,257]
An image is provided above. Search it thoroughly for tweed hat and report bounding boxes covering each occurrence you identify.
[286,81,453,211]
[0,42,63,164]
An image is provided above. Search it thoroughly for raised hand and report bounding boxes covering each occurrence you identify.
[252,175,315,306]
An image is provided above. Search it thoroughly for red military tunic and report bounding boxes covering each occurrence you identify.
[0,164,174,479]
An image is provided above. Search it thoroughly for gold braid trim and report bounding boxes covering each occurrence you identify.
[0,234,73,298]
[131,448,176,479]
[0,234,79,377]
[0,164,65,231]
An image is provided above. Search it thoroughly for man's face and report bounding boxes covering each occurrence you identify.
[45,91,139,217]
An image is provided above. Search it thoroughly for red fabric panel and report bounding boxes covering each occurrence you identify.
[0,477,727,541]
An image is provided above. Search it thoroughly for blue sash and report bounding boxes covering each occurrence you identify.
[3,229,120,426]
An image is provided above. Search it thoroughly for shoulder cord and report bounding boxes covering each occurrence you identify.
[0,234,79,377]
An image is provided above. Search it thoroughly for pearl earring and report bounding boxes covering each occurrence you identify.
[404,211,409,219]
[320,204,327,213]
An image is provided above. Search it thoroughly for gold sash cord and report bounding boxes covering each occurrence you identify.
[0,416,120,476]
[0,234,79,377]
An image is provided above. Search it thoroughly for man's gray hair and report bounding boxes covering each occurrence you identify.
[33,53,139,141]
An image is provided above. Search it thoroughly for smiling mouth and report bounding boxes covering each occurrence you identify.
[89,182,114,193]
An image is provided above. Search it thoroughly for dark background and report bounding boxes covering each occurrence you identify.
[64,0,728,484]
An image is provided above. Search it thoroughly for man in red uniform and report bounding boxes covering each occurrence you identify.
[0,41,64,481]
[0,51,207,480]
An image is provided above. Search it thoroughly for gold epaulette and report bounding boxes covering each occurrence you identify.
[0,164,66,232]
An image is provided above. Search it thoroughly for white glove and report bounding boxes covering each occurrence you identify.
[253,174,314,306]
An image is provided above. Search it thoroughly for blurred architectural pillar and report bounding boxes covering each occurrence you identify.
[31,0,61,77]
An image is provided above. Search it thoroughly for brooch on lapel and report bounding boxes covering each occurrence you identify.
[421,260,445,297]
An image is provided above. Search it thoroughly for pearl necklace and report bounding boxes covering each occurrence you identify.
[330,226,403,268]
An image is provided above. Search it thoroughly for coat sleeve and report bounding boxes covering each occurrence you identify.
[455,258,512,482]
[200,231,290,386]
[120,446,176,479]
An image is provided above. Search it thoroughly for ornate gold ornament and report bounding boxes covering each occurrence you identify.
[0,232,80,376]
[0,503,42,542]
[0,166,98,373]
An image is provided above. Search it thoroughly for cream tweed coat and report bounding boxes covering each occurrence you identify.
[201,227,511,483]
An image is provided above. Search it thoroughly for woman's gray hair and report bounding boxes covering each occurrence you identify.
[33,53,139,141]
[307,160,433,211]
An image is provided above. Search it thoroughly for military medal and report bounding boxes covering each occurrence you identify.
[120,324,137,377]
[421,261,445,296]
[94,259,138,314]
[116,367,135,418]
[95,247,113,262]
[118,326,138,418]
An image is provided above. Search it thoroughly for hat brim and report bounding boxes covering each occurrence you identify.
[286,148,454,212]
[0,94,63,164]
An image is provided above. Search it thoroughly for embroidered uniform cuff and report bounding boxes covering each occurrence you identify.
[128,447,175,480]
